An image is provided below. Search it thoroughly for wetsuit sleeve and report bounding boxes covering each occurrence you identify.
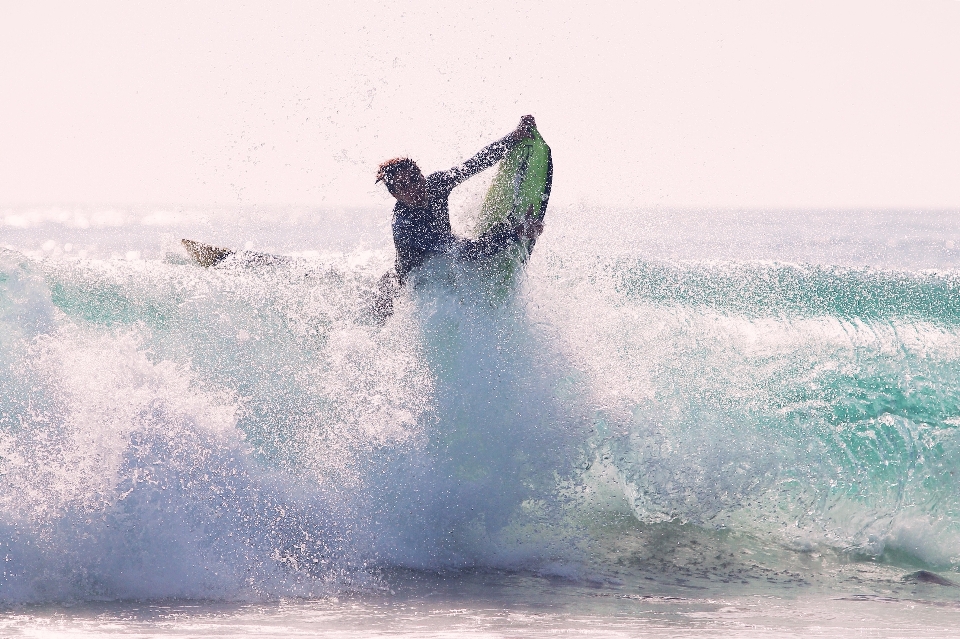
[436,135,518,191]
[453,220,519,261]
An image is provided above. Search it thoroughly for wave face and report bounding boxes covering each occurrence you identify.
[2,208,960,601]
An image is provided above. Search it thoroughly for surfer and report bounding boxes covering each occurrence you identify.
[372,116,544,318]
[181,117,547,323]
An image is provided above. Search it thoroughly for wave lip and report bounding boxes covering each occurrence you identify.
[617,259,960,323]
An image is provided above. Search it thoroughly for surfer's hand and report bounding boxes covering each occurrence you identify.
[508,115,536,143]
[516,203,544,241]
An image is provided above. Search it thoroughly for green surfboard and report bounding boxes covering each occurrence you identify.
[476,127,553,263]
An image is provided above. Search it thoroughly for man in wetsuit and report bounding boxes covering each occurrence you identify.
[376,115,544,287]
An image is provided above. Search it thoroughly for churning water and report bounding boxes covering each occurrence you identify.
[2,206,960,636]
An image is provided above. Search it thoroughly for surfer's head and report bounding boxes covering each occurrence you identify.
[377,157,428,207]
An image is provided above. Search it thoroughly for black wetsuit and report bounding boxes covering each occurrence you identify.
[391,135,520,284]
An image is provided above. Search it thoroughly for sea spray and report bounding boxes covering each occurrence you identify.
[0,249,589,601]
[3,209,960,603]
[527,248,960,566]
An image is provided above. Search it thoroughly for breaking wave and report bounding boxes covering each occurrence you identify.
[2,218,959,602]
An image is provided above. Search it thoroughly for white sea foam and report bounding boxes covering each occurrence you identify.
[1,209,960,605]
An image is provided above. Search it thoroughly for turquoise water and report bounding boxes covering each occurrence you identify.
[1,207,959,635]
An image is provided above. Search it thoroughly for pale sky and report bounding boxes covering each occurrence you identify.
[1,1,958,210]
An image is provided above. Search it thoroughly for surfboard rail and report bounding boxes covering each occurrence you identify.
[471,126,552,282]
[476,127,552,260]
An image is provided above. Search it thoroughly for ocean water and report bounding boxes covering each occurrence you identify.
[2,206,960,637]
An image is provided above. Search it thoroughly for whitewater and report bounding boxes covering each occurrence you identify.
[2,206,960,636]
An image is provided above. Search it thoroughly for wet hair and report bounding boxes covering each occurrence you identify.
[376,157,419,186]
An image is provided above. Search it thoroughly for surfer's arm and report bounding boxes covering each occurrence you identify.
[453,222,516,261]
[455,206,544,261]
[440,137,514,190]
[441,116,536,190]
